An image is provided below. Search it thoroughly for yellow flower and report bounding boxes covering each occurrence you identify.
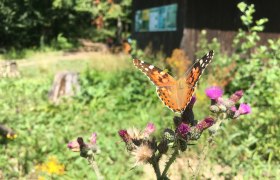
[6,133,17,140]
[36,156,65,175]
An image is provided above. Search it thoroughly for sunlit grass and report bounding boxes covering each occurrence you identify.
[1,51,279,179]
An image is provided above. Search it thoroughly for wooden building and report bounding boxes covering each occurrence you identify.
[132,0,280,59]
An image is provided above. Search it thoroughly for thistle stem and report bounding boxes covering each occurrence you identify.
[88,157,104,180]
[161,149,179,179]
[193,113,225,178]
[150,155,161,179]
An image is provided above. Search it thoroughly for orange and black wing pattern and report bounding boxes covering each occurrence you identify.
[184,50,214,88]
[133,59,176,87]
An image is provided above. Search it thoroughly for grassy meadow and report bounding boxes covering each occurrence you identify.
[0,51,279,179]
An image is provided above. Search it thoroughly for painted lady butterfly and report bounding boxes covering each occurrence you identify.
[133,50,214,113]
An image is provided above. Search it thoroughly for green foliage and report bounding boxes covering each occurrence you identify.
[196,2,280,178]
[54,33,73,50]
[0,58,173,179]
[0,0,132,50]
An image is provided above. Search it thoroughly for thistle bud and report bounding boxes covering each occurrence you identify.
[178,139,187,151]
[177,123,190,138]
[157,140,168,154]
[195,117,215,132]
[67,141,80,152]
[188,96,196,108]
[217,104,227,112]
[229,90,243,103]
[173,116,181,127]
[143,123,155,137]
[118,130,131,143]
[210,105,220,113]
[163,129,175,142]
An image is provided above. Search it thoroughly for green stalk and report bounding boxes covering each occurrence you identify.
[161,149,179,179]
[150,154,161,179]
[88,157,104,180]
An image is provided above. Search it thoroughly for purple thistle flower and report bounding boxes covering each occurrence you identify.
[67,141,80,151]
[238,103,251,115]
[230,90,244,103]
[205,86,224,100]
[118,129,131,143]
[77,137,88,149]
[177,123,190,137]
[90,133,97,145]
[196,117,215,131]
[144,123,155,135]
[231,106,237,112]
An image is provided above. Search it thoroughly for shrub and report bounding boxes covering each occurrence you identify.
[196,2,280,177]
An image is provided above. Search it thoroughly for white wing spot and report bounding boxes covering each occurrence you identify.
[149,65,154,69]
[145,68,149,71]
[141,61,144,63]
[199,60,203,65]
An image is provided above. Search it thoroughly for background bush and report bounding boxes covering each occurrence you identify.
[196,2,280,178]
[0,0,132,50]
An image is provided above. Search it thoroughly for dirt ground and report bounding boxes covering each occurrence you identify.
[142,152,243,180]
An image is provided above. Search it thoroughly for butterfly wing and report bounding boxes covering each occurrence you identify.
[156,86,183,112]
[133,59,176,87]
[133,59,181,111]
[133,50,214,113]
[177,50,214,112]
[184,50,214,88]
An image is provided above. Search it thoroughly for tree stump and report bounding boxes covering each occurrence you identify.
[78,39,109,52]
[0,61,20,78]
[48,71,80,104]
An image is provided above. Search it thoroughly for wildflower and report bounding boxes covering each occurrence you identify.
[209,105,220,113]
[231,106,237,112]
[229,90,243,103]
[90,133,97,145]
[6,133,17,140]
[177,123,190,138]
[205,86,223,100]
[67,140,80,152]
[238,103,251,115]
[77,137,88,149]
[143,123,156,136]
[67,133,99,157]
[118,129,131,143]
[132,144,154,165]
[127,127,142,140]
[36,156,65,176]
[195,117,215,132]
[163,128,175,142]
[217,97,235,108]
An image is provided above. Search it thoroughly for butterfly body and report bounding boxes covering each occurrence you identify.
[133,50,214,113]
